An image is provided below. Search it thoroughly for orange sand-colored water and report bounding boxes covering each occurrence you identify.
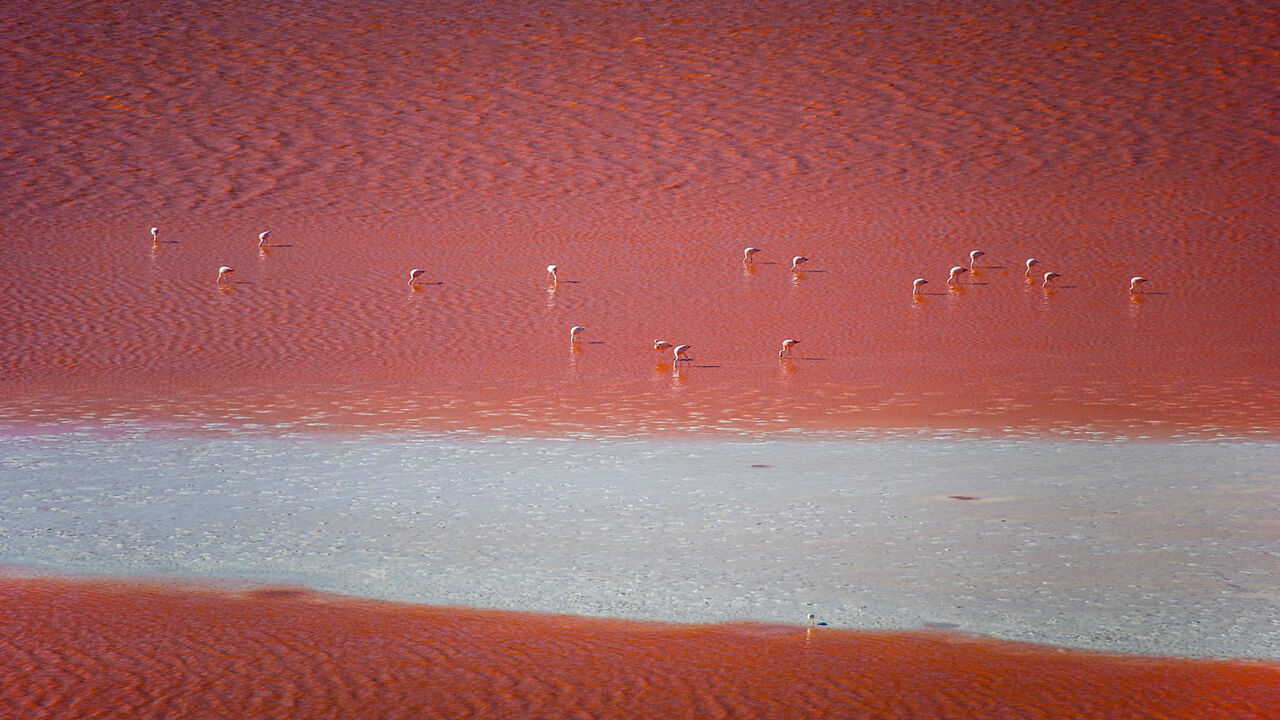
[2,0,1277,437]
[3,576,1278,720]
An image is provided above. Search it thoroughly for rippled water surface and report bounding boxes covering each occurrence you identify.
[2,0,1277,436]
[4,576,1277,720]
[3,0,1279,716]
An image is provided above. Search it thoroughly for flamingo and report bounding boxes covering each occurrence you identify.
[1043,271,1061,289]
[569,325,585,343]
[150,227,159,243]
[744,247,760,263]
[1129,276,1149,293]
[969,249,984,269]
[791,256,808,271]
[408,268,426,286]
[1025,258,1040,276]
[913,278,929,295]
[258,230,271,248]
[217,266,234,285]
[947,266,968,284]
[779,339,800,358]
[547,264,558,285]
[653,339,673,352]
[673,344,692,364]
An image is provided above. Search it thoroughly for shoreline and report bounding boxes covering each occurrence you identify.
[3,428,1276,661]
[4,568,1279,667]
[5,574,1276,720]
[3,403,1277,444]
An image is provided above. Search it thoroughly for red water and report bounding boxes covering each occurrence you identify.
[2,0,1277,437]
[2,577,1277,720]
[2,0,1277,714]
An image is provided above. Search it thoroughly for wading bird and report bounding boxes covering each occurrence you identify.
[1025,258,1040,276]
[217,266,234,285]
[780,339,800,358]
[969,249,984,269]
[547,264,558,285]
[673,344,692,364]
[408,268,426,286]
[1130,276,1149,293]
[947,266,968,284]
[743,247,760,263]
[570,325,585,343]
[258,230,271,248]
[913,278,929,296]
[1043,271,1061,289]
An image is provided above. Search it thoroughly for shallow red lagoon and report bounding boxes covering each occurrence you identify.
[2,0,1277,436]
[2,4,1277,714]
[3,577,1277,719]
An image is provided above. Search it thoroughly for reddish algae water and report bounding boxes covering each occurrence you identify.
[2,0,1276,437]
[3,577,1278,720]
[2,0,1279,716]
